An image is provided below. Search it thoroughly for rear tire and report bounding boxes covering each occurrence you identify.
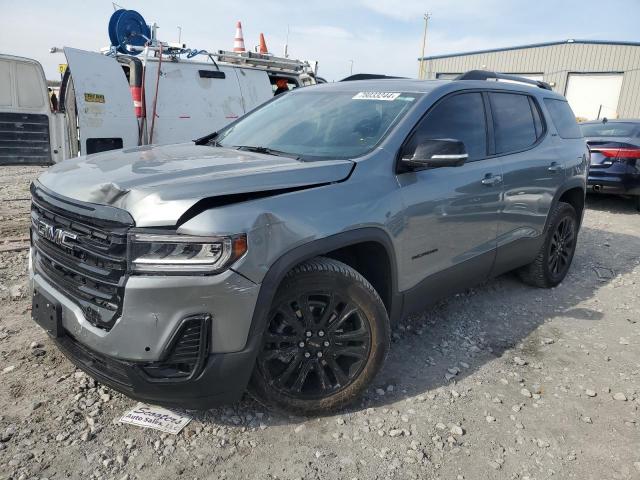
[249,257,390,415]
[518,202,578,288]
[634,196,640,212]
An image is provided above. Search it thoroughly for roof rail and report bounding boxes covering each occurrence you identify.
[340,73,406,82]
[455,70,553,91]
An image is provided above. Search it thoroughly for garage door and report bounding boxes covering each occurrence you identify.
[565,73,623,120]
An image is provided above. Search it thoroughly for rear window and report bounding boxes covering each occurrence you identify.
[580,122,639,138]
[543,99,582,139]
[489,92,538,154]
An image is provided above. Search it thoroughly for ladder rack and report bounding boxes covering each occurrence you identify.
[212,50,314,74]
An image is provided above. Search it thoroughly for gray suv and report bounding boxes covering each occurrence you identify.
[29,72,588,415]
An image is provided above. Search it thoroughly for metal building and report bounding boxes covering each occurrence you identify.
[419,39,640,120]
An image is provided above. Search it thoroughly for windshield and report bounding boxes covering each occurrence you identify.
[580,122,639,138]
[215,90,421,159]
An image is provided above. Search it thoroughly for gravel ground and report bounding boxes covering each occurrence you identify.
[0,166,639,480]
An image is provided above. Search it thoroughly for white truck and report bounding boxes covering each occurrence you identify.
[0,47,320,165]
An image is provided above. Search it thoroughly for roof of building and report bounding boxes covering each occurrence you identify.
[419,39,640,61]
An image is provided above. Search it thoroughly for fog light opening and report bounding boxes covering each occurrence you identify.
[140,314,211,382]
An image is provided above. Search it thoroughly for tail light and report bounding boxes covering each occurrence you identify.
[591,147,640,162]
[591,147,640,160]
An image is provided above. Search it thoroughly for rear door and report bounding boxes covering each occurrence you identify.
[489,92,559,248]
[234,68,273,113]
[63,47,138,155]
[143,61,245,145]
[0,55,53,165]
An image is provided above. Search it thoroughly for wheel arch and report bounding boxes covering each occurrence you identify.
[547,180,586,232]
[246,228,401,342]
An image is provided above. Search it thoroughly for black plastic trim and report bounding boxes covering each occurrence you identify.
[54,329,260,410]
[247,227,402,343]
[142,314,211,383]
[402,249,495,316]
[547,180,587,231]
[199,70,226,79]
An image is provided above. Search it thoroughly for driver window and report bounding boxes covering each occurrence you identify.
[405,92,487,161]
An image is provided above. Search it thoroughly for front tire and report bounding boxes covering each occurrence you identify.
[518,202,578,288]
[249,257,390,415]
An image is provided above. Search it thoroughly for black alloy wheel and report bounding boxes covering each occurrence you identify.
[250,257,390,415]
[548,216,576,278]
[258,291,372,399]
[517,201,579,288]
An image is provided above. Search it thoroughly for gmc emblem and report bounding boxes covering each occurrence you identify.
[37,220,77,249]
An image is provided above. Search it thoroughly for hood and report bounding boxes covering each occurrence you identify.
[38,143,354,226]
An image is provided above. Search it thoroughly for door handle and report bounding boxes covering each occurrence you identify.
[548,162,561,173]
[481,174,502,186]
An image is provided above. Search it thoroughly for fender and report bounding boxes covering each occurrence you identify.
[244,227,402,343]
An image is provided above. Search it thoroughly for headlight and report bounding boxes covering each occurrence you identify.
[128,233,247,274]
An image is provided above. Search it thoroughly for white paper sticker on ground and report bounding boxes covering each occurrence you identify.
[119,403,192,434]
[352,92,401,101]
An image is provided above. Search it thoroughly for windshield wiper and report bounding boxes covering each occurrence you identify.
[194,131,220,146]
[234,145,300,160]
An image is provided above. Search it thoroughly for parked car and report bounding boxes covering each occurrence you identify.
[580,119,640,211]
[29,72,588,415]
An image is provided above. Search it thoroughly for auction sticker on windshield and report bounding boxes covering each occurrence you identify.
[119,403,192,434]
[353,92,401,101]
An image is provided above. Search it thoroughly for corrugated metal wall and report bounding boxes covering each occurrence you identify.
[421,42,640,118]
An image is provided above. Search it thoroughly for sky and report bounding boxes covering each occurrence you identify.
[1,0,639,82]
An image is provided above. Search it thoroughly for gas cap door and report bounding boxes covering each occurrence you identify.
[64,47,138,155]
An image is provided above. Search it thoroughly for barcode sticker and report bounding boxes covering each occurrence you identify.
[352,92,401,101]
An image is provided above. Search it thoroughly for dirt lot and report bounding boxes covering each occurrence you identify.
[0,165,638,480]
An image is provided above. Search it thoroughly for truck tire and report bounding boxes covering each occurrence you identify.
[249,257,390,415]
[635,195,640,212]
[518,202,578,288]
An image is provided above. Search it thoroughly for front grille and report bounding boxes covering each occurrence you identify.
[30,186,132,331]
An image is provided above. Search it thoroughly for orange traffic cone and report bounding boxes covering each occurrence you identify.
[258,33,268,54]
[234,21,246,53]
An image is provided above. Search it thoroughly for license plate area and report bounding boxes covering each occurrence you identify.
[32,288,62,338]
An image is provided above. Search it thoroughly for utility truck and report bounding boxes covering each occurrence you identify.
[0,9,321,165]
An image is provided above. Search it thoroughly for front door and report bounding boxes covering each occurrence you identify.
[397,91,502,297]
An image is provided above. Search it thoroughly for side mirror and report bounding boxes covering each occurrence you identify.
[400,139,468,171]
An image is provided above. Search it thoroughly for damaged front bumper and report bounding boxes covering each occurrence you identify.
[30,260,263,409]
